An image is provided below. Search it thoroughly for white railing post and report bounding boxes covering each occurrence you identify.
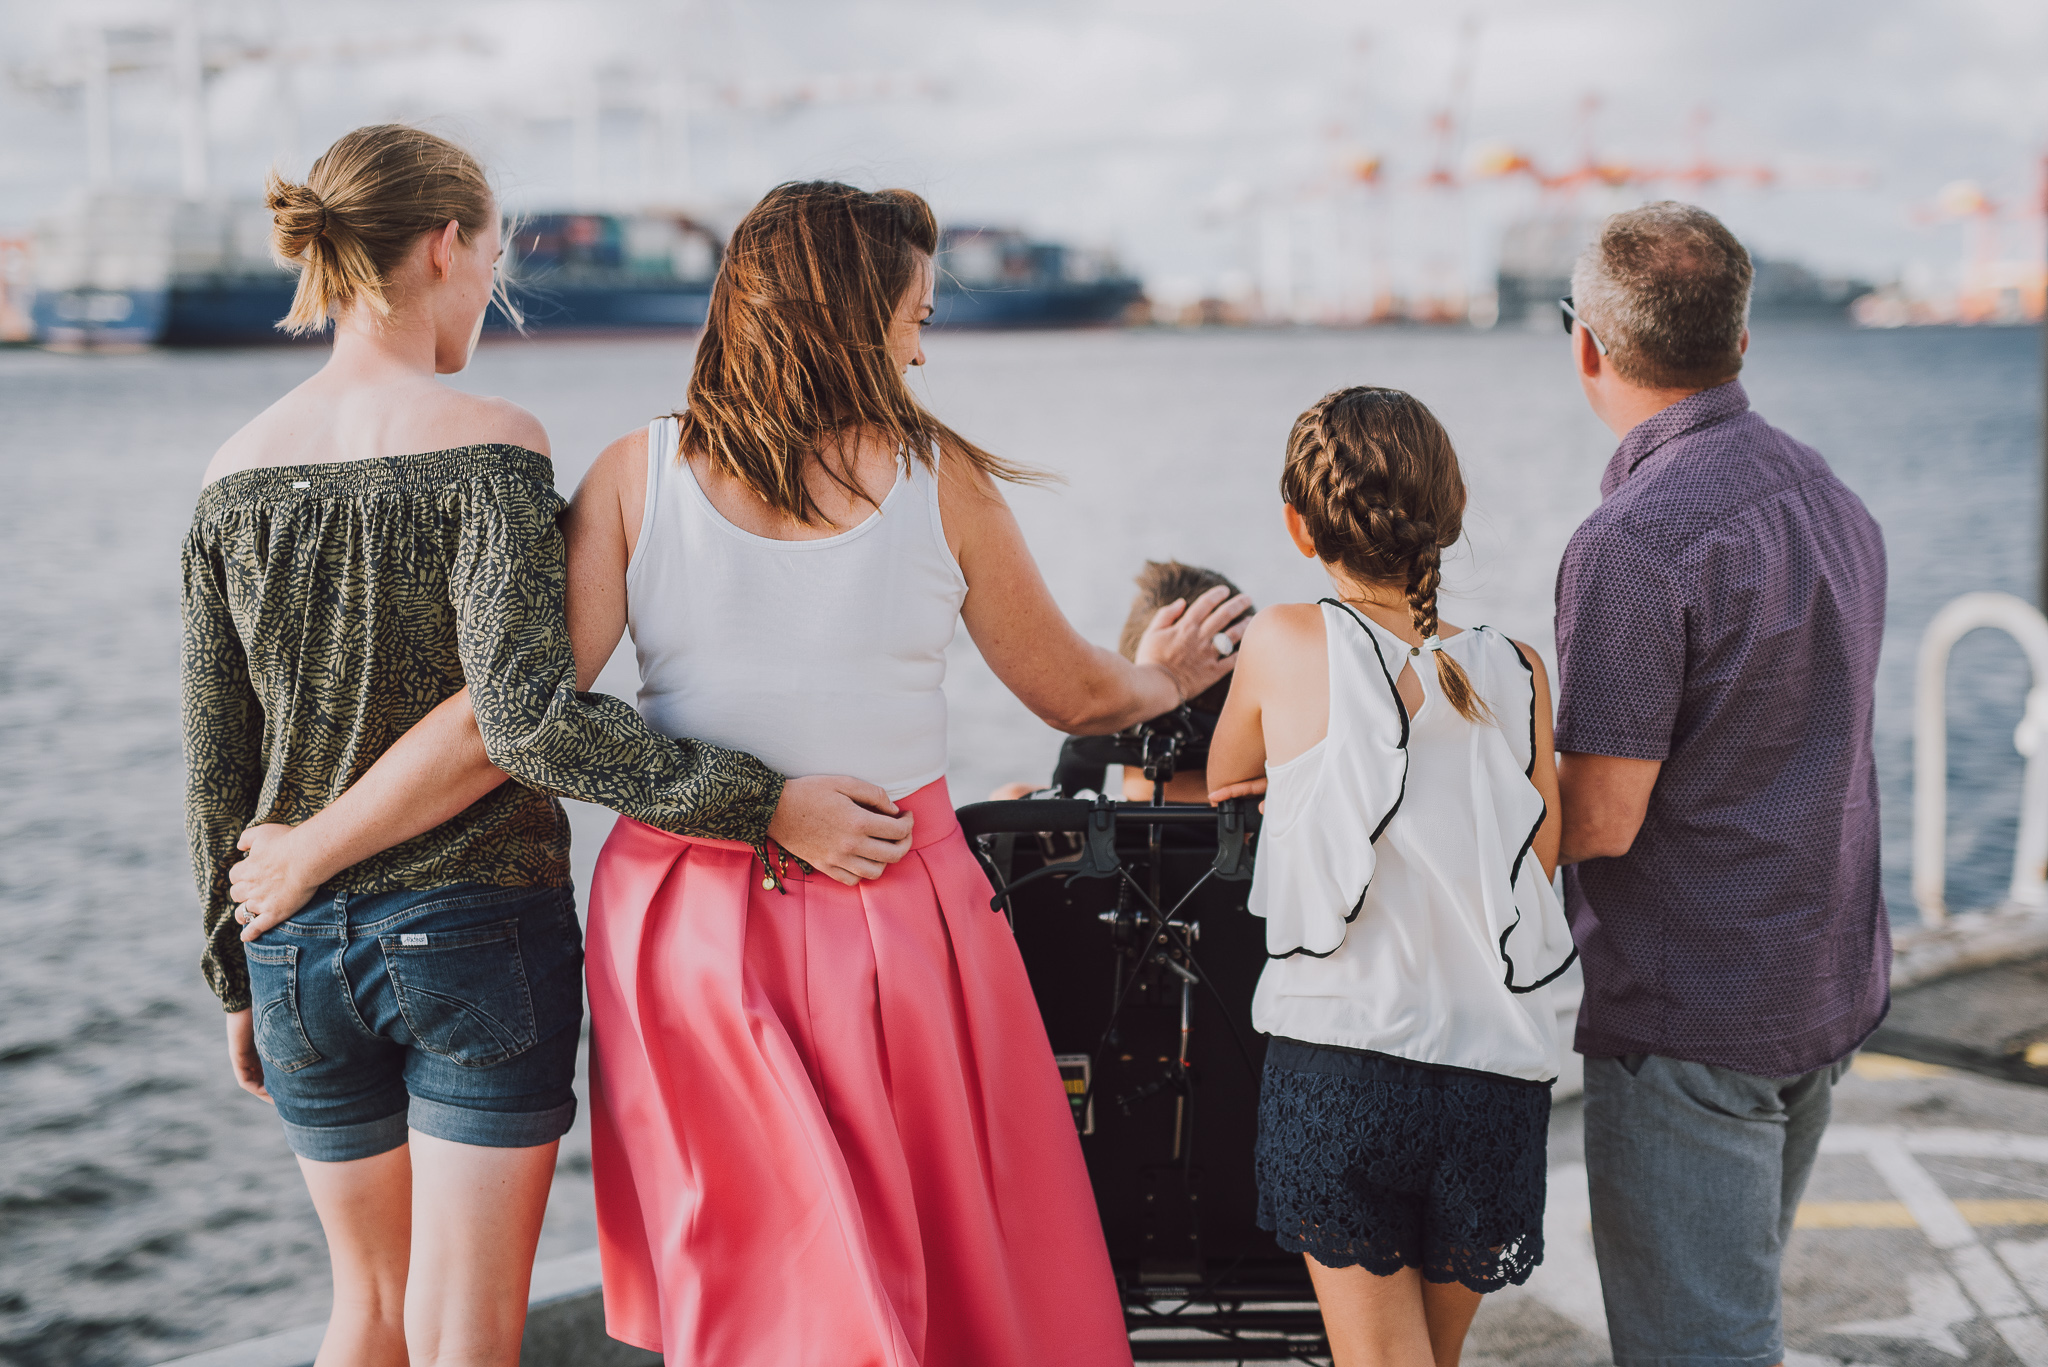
[1913,591,2048,924]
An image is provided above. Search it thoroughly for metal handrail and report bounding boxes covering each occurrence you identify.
[1912,591,2048,923]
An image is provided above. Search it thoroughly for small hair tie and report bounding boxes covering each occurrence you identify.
[1410,635,1443,657]
[313,204,330,240]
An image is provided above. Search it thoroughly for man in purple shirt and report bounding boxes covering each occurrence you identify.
[1553,203,1889,1367]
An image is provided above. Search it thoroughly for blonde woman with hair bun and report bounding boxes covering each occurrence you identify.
[184,127,915,1367]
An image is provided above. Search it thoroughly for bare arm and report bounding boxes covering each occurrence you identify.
[1557,752,1661,865]
[945,459,1247,733]
[1204,616,1271,801]
[1516,641,1564,880]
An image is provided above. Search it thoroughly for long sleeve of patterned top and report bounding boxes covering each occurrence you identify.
[445,459,788,836]
[180,446,785,1013]
[180,530,270,1013]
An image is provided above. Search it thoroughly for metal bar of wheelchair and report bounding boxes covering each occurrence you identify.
[958,798,1260,898]
[954,798,1261,837]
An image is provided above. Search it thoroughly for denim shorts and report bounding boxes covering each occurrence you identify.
[244,881,583,1163]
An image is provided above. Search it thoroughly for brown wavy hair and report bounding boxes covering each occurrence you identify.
[677,180,1036,525]
[266,124,506,336]
[1281,386,1486,722]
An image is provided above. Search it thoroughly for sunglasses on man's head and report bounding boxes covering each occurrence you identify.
[1559,296,1609,356]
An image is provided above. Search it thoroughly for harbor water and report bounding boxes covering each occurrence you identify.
[0,322,2039,1365]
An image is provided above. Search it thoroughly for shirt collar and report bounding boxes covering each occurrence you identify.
[1599,379,1751,498]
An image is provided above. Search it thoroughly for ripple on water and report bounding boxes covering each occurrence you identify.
[0,326,2037,1363]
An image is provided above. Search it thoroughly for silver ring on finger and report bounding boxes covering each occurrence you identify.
[1213,632,1236,658]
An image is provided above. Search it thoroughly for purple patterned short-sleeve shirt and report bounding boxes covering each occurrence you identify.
[1555,380,1891,1078]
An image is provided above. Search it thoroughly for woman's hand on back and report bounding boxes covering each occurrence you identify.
[230,823,328,940]
[1133,585,1252,706]
[769,776,916,885]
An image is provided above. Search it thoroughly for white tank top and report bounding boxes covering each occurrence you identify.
[625,417,969,799]
[1249,601,1577,1082]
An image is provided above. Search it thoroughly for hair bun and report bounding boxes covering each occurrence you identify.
[265,173,334,262]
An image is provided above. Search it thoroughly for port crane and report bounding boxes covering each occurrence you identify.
[12,8,490,197]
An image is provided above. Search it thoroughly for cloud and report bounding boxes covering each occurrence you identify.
[2,0,2042,286]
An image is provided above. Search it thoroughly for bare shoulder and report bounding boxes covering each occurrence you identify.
[934,439,1004,505]
[377,384,549,460]
[1509,638,1552,687]
[578,427,653,499]
[933,440,1012,562]
[1247,601,1326,641]
[201,381,315,485]
[1239,601,1326,665]
[448,393,549,456]
[201,412,272,486]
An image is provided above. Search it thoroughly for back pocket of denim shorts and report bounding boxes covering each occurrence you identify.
[244,942,320,1073]
[380,920,538,1068]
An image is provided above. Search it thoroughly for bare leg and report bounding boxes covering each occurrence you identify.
[402,1131,559,1367]
[1305,1255,1435,1367]
[1419,1277,1483,1367]
[298,1145,413,1367]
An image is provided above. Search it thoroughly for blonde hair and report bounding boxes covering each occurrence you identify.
[1281,387,1488,723]
[266,124,496,336]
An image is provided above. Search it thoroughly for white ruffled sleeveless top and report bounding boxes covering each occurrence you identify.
[1249,601,1576,1082]
[624,416,969,800]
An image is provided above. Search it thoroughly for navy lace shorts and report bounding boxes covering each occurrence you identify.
[1254,1036,1551,1292]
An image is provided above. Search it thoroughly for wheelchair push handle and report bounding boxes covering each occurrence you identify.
[954,797,1262,839]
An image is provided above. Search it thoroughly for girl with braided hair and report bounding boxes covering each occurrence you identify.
[1207,386,1576,1367]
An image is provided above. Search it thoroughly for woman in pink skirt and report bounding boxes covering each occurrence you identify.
[558,182,1246,1366]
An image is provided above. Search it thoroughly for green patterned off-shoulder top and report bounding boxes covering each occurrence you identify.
[180,445,784,1012]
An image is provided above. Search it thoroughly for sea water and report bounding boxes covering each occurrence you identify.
[0,323,2037,1363]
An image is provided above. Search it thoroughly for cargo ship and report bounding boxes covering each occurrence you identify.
[25,196,1144,345]
[1492,212,1871,327]
[28,191,176,347]
[928,226,1145,328]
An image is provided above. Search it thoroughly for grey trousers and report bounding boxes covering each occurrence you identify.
[1584,1052,1851,1367]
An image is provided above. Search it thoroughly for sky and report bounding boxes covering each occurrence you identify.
[3,0,2044,299]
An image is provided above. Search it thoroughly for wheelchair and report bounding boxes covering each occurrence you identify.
[955,708,1329,1362]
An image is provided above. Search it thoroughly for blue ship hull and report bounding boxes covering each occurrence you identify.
[161,281,298,345]
[932,279,1143,329]
[155,279,714,344]
[484,284,713,333]
[31,288,170,347]
[143,274,1143,345]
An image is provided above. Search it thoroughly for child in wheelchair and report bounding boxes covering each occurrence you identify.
[990,559,1255,805]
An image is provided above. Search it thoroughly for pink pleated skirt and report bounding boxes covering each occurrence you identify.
[585,779,1132,1367]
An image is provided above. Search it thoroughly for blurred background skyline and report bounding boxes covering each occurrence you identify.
[2,0,2045,328]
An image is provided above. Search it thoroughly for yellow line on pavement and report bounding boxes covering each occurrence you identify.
[1795,1200,2048,1229]
[1850,1053,1952,1079]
